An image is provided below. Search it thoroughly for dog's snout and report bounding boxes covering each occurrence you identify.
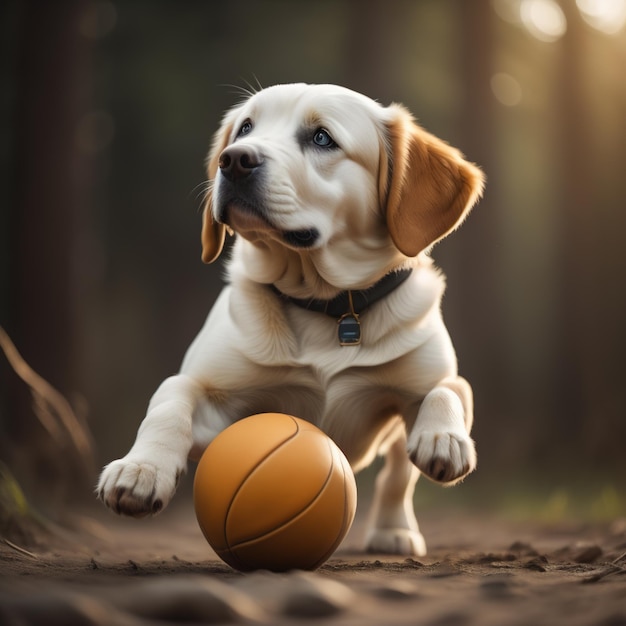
[219,145,263,182]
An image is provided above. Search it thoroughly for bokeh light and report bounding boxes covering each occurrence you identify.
[577,0,626,34]
[520,0,567,42]
[491,73,523,106]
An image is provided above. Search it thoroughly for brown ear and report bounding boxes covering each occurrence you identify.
[200,121,233,264]
[383,104,485,257]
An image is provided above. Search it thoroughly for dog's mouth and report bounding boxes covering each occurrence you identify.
[223,201,274,234]
[222,202,320,249]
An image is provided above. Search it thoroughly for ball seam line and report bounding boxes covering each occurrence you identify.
[310,440,353,569]
[226,436,335,559]
[223,414,301,549]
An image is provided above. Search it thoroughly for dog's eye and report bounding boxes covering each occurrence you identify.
[237,120,253,137]
[312,128,337,149]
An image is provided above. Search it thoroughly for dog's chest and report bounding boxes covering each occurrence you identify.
[193,267,453,420]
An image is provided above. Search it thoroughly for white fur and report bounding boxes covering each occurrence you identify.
[98,83,482,555]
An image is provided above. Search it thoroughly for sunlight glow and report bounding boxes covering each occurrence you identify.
[492,0,524,24]
[520,0,567,42]
[577,0,626,34]
[491,73,523,106]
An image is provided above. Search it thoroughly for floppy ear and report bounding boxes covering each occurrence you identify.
[200,121,234,264]
[382,104,485,257]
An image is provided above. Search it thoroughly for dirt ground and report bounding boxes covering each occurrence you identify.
[1,498,625,626]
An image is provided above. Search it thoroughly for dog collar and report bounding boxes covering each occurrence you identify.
[270,268,413,346]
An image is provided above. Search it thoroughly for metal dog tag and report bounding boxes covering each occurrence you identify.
[338,314,361,346]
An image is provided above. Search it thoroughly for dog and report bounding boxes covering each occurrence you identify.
[98,83,484,556]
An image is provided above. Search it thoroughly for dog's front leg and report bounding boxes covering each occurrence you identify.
[97,374,204,517]
[407,376,476,485]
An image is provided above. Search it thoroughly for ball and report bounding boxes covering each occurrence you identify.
[193,412,357,572]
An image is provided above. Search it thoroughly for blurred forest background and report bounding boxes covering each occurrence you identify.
[1,0,625,521]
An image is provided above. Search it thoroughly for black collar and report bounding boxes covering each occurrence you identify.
[270,268,413,319]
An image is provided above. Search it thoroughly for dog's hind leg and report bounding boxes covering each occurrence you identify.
[364,421,427,556]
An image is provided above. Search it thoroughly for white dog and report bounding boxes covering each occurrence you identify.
[98,83,484,556]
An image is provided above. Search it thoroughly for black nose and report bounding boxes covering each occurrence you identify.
[218,145,263,181]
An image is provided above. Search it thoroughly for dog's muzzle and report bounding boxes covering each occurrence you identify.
[217,145,320,249]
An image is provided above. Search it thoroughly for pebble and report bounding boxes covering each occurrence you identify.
[279,572,354,618]
[523,556,548,572]
[480,574,515,599]
[371,578,419,600]
[116,576,263,623]
[428,562,460,578]
[573,544,603,564]
[0,592,137,626]
[508,541,539,556]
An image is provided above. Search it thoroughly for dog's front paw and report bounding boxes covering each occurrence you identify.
[366,528,427,557]
[408,430,476,485]
[97,458,183,517]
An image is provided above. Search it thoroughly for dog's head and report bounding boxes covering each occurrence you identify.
[201,84,484,292]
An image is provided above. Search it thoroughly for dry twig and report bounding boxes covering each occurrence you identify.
[0,325,94,469]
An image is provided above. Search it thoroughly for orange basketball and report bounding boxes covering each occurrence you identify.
[193,412,357,572]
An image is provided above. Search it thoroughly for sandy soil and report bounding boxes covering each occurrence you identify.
[1,502,625,626]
